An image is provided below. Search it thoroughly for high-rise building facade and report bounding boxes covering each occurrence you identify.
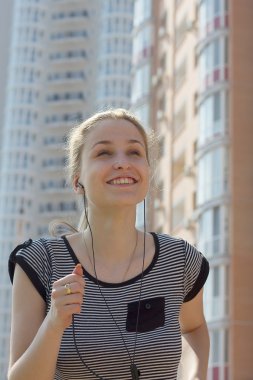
[96,0,134,111]
[0,0,14,148]
[0,1,98,376]
[131,0,154,227]
[0,1,134,377]
[151,0,253,379]
[197,0,230,378]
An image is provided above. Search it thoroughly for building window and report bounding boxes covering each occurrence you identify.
[199,90,228,146]
[44,112,82,124]
[207,328,229,379]
[199,0,229,38]
[204,264,229,321]
[133,0,152,27]
[49,50,86,61]
[50,30,87,40]
[48,70,85,82]
[52,9,88,20]
[213,92,221,121]
[46,92,84,102]
[199,35,228,91]
[197,147,227,205]
[198,205,228,257]
[133,25,152,65]
[131,64,150,102]
[213,206,221,251]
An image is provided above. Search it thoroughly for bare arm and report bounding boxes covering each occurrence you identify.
[179,288,210,380]
[8,264,84,380]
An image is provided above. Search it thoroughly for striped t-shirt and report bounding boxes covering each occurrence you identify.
[9,232,209,380]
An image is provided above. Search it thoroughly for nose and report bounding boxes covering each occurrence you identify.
[112,155,131,170]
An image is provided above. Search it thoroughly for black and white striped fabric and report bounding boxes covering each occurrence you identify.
[9,233,209,380]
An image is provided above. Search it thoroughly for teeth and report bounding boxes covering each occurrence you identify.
[111,177,134,185]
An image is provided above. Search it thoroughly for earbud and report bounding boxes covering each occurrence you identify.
[77,182,84,189]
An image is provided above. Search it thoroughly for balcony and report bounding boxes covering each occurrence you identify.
[200,66,229,93]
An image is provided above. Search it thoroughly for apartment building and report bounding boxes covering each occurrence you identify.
[151,0,253,379]
[0,0,14,148]
[0,1,134,377]
[131,0,154,227]
[96,0,134,111]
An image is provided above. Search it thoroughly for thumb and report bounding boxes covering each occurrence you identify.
[72,263,83,276]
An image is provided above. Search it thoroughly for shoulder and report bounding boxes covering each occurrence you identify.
[9,238,46,266]
[153,232,184,254]
[153,233,209,272]
[8,237,64,282]
[155,232,207,260]
[153,232,182,243]
[9,237,69,302]
[9,237,64,260]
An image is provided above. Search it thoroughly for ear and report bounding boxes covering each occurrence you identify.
[73,176,85,194]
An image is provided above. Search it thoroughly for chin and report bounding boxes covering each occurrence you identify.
[110,195,145,207]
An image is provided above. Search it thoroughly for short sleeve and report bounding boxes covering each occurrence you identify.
[8,239,52,302]
[183,240,209,302]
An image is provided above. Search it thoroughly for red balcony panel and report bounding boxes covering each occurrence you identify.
[224,66,229,80]
[143,47,148,58]
[213,367,219,380]
[225,14,229,27]
[213,68,220,82]
[214,16,221,29]
[224,365,229,380]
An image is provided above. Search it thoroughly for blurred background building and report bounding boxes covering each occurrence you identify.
[0,0,14,152]
[151,1,230,378]
[131,0,153,226]
[0,0,133,377]
[0,0,253,379]
[150,1,253,379]
[96,0,134,110]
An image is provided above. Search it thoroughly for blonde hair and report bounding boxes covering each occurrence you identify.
[50,108,156,236]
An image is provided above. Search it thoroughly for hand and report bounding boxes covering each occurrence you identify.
[48,264,85,333]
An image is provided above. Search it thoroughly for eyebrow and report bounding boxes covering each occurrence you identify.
[91,139,145,149]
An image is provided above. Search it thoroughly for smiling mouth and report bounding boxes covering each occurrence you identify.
[107,177,137,185]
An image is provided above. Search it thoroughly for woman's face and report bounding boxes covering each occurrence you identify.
[78,118,150,210]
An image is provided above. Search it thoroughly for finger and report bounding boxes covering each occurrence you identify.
[52,281,84,298]
[54,273,84,288]
[72,263,83,276]
[64,293,83,306]
[64,303,82,315]
[52,297,83,317]
[52,292,83,309]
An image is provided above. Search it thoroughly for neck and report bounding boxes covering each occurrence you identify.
[83,206,139,263]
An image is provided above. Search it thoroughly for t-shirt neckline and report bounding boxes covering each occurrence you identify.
[61,232,160,288]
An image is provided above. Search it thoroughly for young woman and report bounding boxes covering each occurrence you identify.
[8,109,210,380]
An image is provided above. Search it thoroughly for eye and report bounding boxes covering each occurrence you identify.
[129,150,141,156]
[97,150,112,157]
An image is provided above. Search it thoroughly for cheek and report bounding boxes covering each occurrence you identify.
[82,163,107,188]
